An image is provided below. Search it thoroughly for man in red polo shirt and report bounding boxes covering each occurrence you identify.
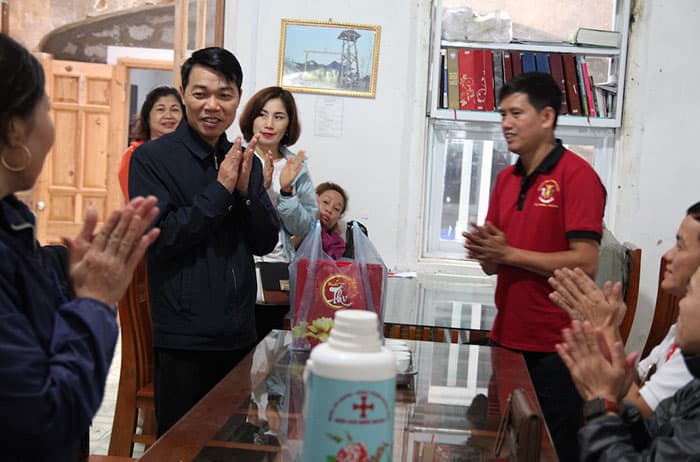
[464,72,606,461]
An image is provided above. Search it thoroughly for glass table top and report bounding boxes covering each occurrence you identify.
[139,330,557,462]
[383,274,497,332]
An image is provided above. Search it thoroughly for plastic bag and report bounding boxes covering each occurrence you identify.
[442,7,513,43]
[289,220,387,350]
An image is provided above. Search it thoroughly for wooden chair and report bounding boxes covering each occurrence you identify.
[619,243,642,343]
[641,257,682,358]
[108,259,156,457]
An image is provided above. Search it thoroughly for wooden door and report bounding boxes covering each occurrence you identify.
[34,57,126,244]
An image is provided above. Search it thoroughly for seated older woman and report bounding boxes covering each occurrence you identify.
[0,33,160,461]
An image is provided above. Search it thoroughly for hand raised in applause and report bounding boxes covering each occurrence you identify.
[217,136,244,193]
[64,196,160,307]
[548,267,626,344]
[556,320,637,402]
[234,135,258,196]
[262,148,274,190]
[463,221,511,264]
[279,150,306,194]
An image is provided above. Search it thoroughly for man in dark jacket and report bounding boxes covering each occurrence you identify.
[129,47,279,435]
[557,267,700,460]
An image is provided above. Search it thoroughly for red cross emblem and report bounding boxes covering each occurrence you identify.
[352,394,374,418]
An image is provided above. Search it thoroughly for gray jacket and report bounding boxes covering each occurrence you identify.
[579,352,700,461]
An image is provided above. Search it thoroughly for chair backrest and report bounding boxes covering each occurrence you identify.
[641,256,682,358]
[383,322,455,343]
[117,259,153,394]
[619,243,641,343]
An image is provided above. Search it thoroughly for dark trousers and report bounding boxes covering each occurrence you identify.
[153,346,252,436]
[489,340,583,462]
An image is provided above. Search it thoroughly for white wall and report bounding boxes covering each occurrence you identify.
[225,1,700,352]
[611,0,700,352]
[225,0,433,272]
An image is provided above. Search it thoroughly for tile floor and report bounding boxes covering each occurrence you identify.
[89,333,145,458]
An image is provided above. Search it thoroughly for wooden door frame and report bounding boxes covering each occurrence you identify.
[114,58,176,150]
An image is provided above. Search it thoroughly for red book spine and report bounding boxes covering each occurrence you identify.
[511,51,523,77]
[458,49,478,110]
[562,54,582,116]
[474,49,495,111]
[580,58,596,117]
[502,50,514,83]
[548,53,568,115]
[482,49,495,111]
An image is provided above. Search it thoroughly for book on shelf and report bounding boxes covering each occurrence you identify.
[572,27,621,48]
[593,82,606,117]
[562,54,582,116]
[548,53,568,115]
[521,52,536,73]
[502,50,514,83]
[476,49,495,112]
[575,55,589,116]
[492,50,504,103]
[579,56,596,116]
[595,80,617,116]
[458,48,479,110]
[511,51,523,77]
[534,53,550,74]
[594,80,618,94]
[446,48,459,109]
[440,48,448,108]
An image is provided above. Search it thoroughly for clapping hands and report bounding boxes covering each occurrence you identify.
[556,320,638,403]
[65,196,160,307]
[218,135,258,195]
[548,267,626,344]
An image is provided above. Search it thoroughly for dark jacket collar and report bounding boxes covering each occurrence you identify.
[683,351,700,379]
[513,139,565,177]
[172,119,233,160]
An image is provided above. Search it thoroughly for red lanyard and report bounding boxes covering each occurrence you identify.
[666,344,678,362]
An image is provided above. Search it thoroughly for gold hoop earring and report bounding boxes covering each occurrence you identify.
[1,144,32,172]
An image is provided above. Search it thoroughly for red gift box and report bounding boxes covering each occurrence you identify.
[291,259,385,349]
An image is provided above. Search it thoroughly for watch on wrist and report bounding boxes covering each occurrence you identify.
[280,188,293,197]
[583,397,620,422]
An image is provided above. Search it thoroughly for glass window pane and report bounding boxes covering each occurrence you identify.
[423,120,614,261]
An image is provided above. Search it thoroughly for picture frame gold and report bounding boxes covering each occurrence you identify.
[277,19,381,98]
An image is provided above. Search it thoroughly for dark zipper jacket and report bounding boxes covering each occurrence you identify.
[0,195,118,461]
[129,120,280,350]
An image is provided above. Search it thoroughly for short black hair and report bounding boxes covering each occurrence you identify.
[499,72,561,129]
[136,86,184,141]
[181,47,243,91]
[239,86,301,146]
[687,202,700,222]
[0,33,46,146]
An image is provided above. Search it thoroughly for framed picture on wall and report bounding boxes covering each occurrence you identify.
[277,19,381,98]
